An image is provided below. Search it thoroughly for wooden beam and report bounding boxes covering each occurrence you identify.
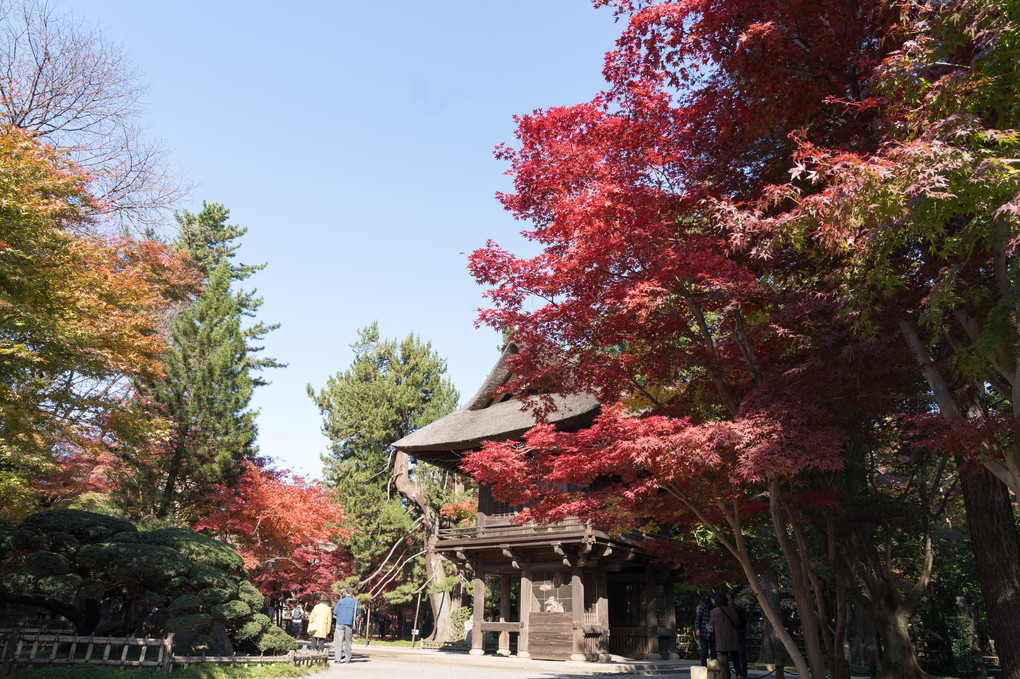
[454,550,476,572]
[498,575,512,656]
[577,536,595,568]
[570,567,585,661]
[519,566,532,658]
[499,543,528,570]
[551,542,573,568]
[471,568,485,656]
[644,569,661,660]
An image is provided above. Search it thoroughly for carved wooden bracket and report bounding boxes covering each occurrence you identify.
[577,536,596,568]
[454,549,478,573]
[499,543,528,570]
[551,541,573,567]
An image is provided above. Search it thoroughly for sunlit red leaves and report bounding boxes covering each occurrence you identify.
[463,400,842,535]
[195,461,348,598]
[589,0,899,195]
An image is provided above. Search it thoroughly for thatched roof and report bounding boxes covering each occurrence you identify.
[391,342,599,472]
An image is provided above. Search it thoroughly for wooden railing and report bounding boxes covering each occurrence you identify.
[0,628,328,676]
[439,518,586,540]
[0,629,170,675]
[607,626,651,660]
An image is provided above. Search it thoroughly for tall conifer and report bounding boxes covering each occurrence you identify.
[309,324,462,640]
[121,203,277,523]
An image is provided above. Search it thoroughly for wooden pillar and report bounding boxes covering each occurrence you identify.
[498,575,511,655]
[519,567,532,658]
[471,567,485,655]
[645,570,661,660]
[664,579,678,659]
[570,567,586,661]
[596,569,610,661]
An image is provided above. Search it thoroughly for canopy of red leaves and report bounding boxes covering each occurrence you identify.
[195,461,350,600]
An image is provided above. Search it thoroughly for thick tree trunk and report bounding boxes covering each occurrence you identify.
[392,450,455,643]
[425,542,453,642]
[848,603,882,671]
[874,611,928,679]
[953,383,1020,679]
[757,570,792,665]
[838,523,932,679]
[957,462,1020,679]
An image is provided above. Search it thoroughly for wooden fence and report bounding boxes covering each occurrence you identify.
[0,628,328,675]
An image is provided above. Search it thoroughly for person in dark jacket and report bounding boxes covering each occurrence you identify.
[727,593,749,679]
[289,602,303,638]
[695,595,716,666]
[333,588,360,664]
[709,593,740,679]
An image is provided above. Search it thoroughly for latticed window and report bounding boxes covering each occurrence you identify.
[531,572,572,613]
[479,485,523,517]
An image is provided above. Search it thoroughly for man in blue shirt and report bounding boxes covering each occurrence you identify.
[333,588,359,663]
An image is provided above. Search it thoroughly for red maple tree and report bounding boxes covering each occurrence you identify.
[465,1,914,676]
[195,461,350,604]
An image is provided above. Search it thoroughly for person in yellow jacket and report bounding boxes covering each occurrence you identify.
[307,595,333,652]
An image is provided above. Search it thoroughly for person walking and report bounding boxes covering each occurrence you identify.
[333,588,360,663]
[307,595,333,653]
[695,595,716,666]
[709,593,740,679]
[289,602,303,638]
[727,593,749,679]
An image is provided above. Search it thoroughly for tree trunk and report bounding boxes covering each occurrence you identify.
[848,603,882,671]
[953,382,1020,679]
[157,432,187,518]
[769,478,829,679]
[957,462,1020,679]
[757,570,792,665]
[838,522,932,679]
[874,610,928,679]
[831,569,851,679]
[424,538,454,642]
[392,450,455,642]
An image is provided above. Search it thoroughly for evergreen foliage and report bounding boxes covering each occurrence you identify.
[120,204,279,523]
[308,323,462,637]
[0,509,295,655]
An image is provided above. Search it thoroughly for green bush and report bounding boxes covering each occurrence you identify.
[212,600,251,620]
[449,606,472,642]
[25,551,70,576]
[0,509,297,656]
[169,593,203,614]
[167,613,213,633]
[200,586,232,605]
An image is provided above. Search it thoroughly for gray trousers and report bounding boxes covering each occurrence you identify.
[334,624,353,662]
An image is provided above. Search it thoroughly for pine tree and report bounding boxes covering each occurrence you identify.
[308,323,462,640]
[120,203,277,523]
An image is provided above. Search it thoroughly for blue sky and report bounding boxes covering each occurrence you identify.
[69,0,622,478]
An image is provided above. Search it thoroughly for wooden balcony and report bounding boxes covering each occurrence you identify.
[438,517,587,542]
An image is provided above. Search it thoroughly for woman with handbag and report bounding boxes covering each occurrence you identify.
[708,593,742,679]
[307,595,333,652]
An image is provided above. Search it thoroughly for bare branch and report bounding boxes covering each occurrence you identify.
[0,0,188,230]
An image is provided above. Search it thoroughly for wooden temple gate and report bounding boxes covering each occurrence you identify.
[393,342,679,662]
[441,516,678,661]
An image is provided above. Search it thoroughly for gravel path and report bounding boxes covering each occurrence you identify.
[310,645,689,679]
